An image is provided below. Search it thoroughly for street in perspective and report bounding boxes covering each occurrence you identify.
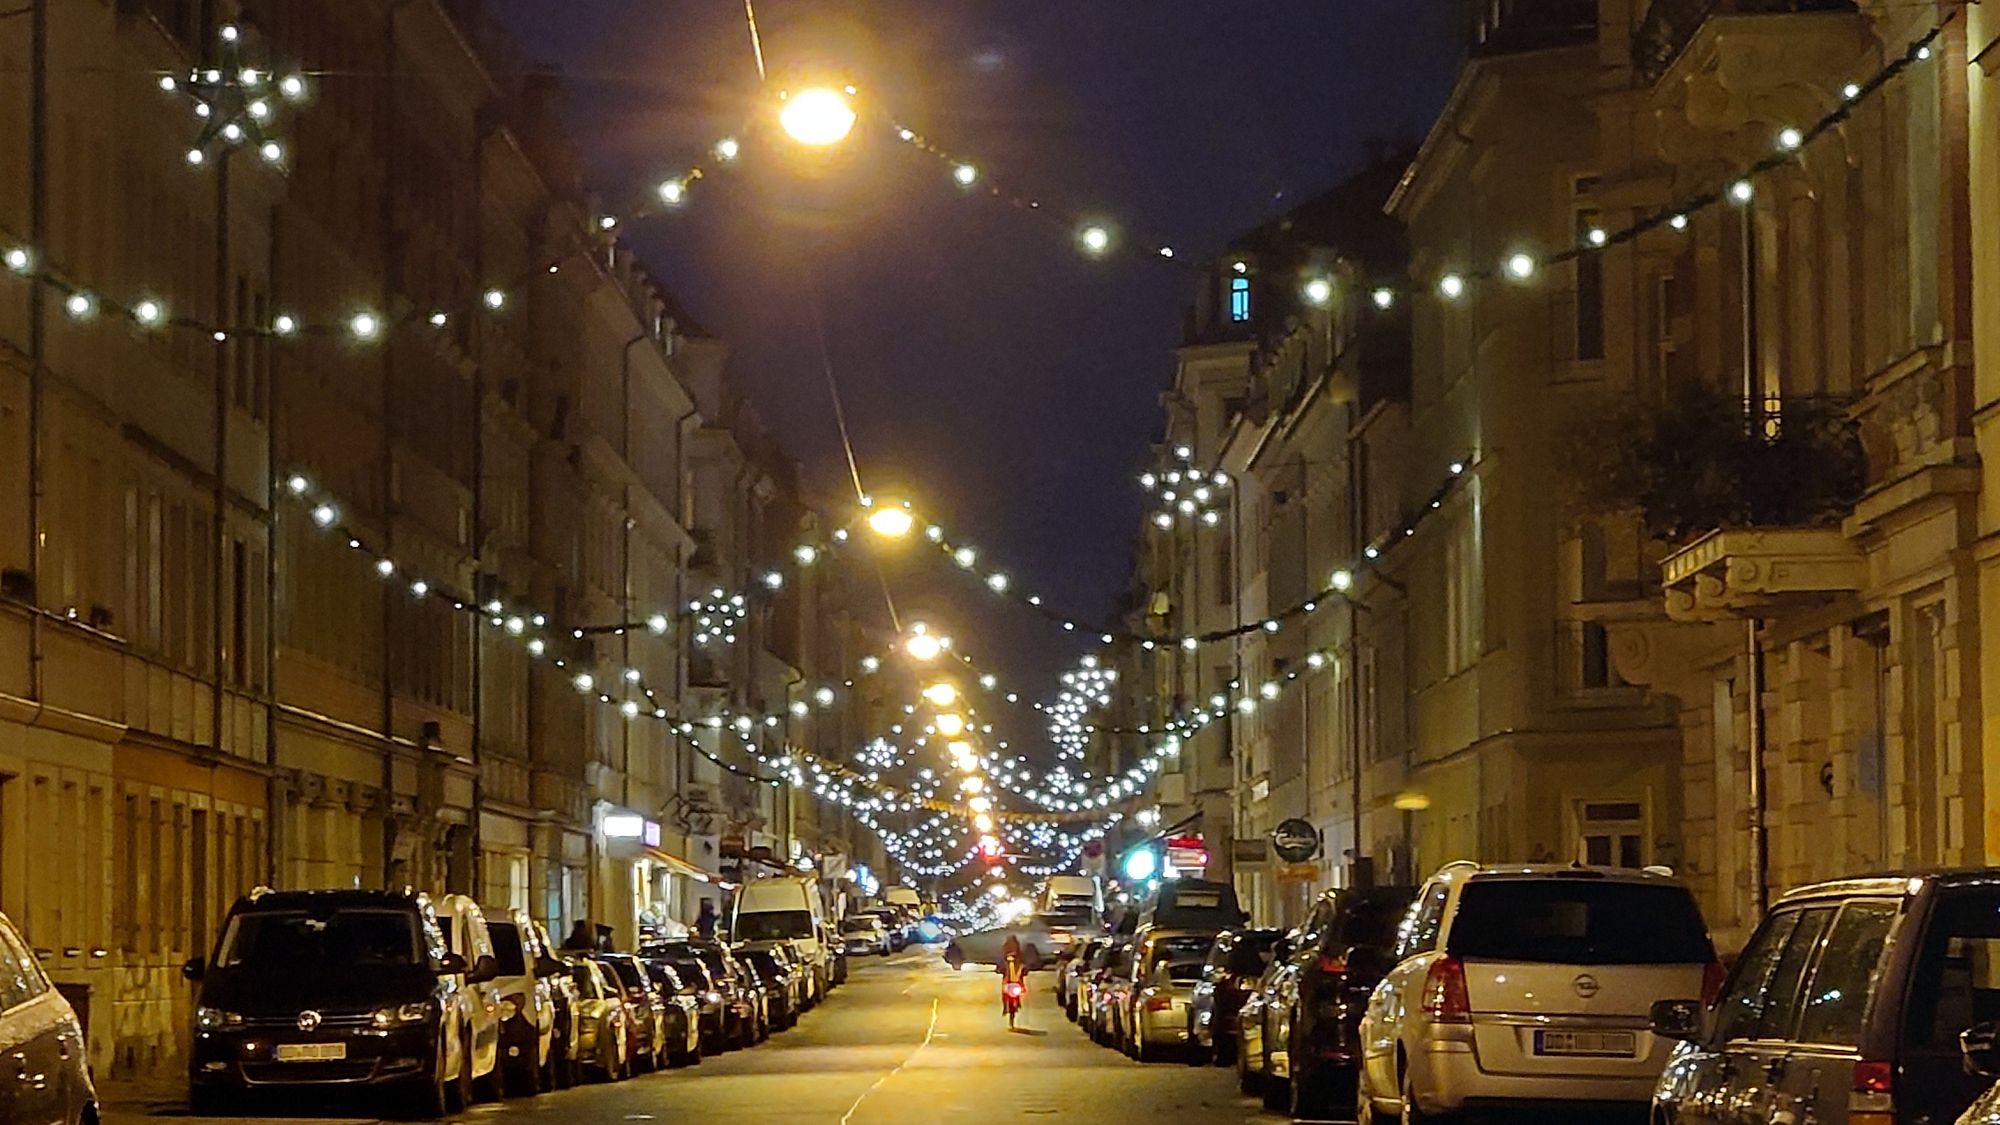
[8,1,2000,1124]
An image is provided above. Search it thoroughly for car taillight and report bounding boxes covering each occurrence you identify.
[1701,960,1726,1008]
[1849,1059,1894,1123]
[1145,994,1173,1011]
[1420,956,1471,1024]
[1318,954,1347,975]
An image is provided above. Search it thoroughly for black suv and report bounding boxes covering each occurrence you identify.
[185,889,493,1116]
[1268,884,1416,1119]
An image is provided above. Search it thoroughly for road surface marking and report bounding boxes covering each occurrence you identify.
[838,995,940,1125]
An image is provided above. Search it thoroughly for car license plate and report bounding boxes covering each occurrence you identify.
[1535,1030,1636,1057]
[274,1042,348,1062]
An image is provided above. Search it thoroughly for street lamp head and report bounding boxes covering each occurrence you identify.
[905,632,945,662]
[778,86,857,147]
[867,505,915,539]
[922,682,959,708]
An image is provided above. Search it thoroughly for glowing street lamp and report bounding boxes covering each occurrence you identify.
[867,505,915,539]
[778,86,857,147]
[935,712,967,737]
[922,682,959,708]
[905,627,946,662]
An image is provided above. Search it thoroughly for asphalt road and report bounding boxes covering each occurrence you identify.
[125,951,1278,1125]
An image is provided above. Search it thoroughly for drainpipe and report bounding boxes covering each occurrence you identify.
[672,402,699,795]
[25,0,46,711]
[209,132,232,798]
[619,335,646,813]
[1746,620,1770,916]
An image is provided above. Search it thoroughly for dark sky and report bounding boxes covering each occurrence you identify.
[486,0,1460,709]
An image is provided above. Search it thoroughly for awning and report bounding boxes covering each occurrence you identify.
[642,846,725,884]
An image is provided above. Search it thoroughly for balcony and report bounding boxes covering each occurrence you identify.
[1634,0,1856,84]
[1661,527,1863,622]
[1469,0,1598,58]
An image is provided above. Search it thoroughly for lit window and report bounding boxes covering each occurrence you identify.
[1229,276,1252,322]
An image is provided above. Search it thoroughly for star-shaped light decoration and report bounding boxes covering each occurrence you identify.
[162,22,309,170]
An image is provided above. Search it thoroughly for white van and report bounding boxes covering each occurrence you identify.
[731,877,828,1002]
[437,894,504,1098]
[1041,875,1102,921]
[884,886,922,912]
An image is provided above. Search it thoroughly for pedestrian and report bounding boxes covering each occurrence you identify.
[560,920,595,952]
[696,899,718,940]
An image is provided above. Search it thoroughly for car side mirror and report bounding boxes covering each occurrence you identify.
[468,954,499,984]
[437,951,469,976]
[1963,1021,2000,1078]
[181,957,205,981]
[1343,945,1393,983]
[1649,999,1704,1044]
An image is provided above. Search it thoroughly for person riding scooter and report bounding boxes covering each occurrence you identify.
[998,935,1029,1028]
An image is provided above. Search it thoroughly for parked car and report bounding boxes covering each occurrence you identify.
[0,911,97,1125]
[530,921,582,1088]
[1189,927,1282,1066]
[436,894,505,1100]
[1122,930,1216,1061]
[863,907,911,950]
[1652,870,2000,1125]
[1237,944,1298,1099]
[1090,942,1140,1047]
[1267,885,1418,1118]
[1078,939,1130,1040]
[637,961,704,1067]
[1358,863,1719,1123]
[827,923,849,987]
[739,948,799,1029]
[1061,937,1106,1018]
[645,939,762,1047]
[482,906,564,1095]
[561,957,630,1081]
[185,889,491,1116]
[641,949,727,1052]
[593,954,669,1072]
[841,917,893,957]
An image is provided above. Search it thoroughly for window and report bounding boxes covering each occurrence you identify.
[1396,882,1450,961]
[1795,900,1899,1047]
[1229,276,1252,323]
[1446,879,1713,965]
[1715,907,1833,1043]
[0,919,48,1011]
[1904,891,2000,1051]
[1575,208,1605,361]
[1578,801,1645,867]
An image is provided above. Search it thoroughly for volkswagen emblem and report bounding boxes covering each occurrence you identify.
[1573,974,1601,1000]
[296,1010,322,1032]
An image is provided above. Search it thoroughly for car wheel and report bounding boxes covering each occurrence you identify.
[1235,1036,1262,1097]
[1400,1066,1435,1125]
[1262,1067,1290,1112]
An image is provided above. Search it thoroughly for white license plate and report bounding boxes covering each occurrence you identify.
[1535,1030,1636,1057]
[273,1042,348,1062]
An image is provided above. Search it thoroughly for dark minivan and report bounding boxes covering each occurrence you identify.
[185,888,493,1117]
[1652,871,2000,1125]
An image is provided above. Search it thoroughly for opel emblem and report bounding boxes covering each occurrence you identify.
[1573,974,1601,999]
[296,1010,322,1031]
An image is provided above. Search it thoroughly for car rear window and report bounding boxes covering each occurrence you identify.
[1167,963,1204,982]
[1447,879,1714,965]
[488,922,526,975]
[1330,891,1418,952]
[602,958,643,989]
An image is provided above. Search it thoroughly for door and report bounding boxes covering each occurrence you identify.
[1662,907,1815,1125]
[1895,888,2000,1124]
[1692,906,1834,1125]
[1773,899,1900,1125]
[0,919,67,1125]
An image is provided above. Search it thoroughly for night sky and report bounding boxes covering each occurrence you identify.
[486,0,1460,712]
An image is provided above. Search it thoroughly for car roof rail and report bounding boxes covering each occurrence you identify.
[1642,865,1676,878]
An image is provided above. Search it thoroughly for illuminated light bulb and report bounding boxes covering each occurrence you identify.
[1177,499,1196,515]
[310,503,337,527]
[1504,253,1536,281]
[1586,227,1609,248]
[348,312,381,340]
[185,148,206,166]
[1668,213,1689,232]
[952,163,978,187]
[158,75,178,92]
[953,547,977,569]
[714,137,741,161]
[658,179,688,206]
[239,66,262,85]
[979,674,998,690]
[1263,619,1280,633]
[1371,287,1395,310]
[1079,225,1111,255]
[1158,246,1175,259]
[194,99,212,116]
[220,122,243,143]
[815,687,836,706]
[259,141,283,165]
[1152,512,1173,530]
[905,633,943,663]
[974,813,994,832]
[247,99,270,120]
[597,215,618,233]
[1730,179,1755,204]
[427,312,448,328]
[1843,82,1862,101]
[219,23,239,42]
[1438,274,1466,300]
[4,247,30,273]
[936,713,966,737]
[790,700,809,718]
[211,330,227,343]
[280,75,308,100]
[1260,681,1281,700]
[374,558,394,577]
[1303,277,1333,306]
[1778,127,1803,151]
[646,614,669,635]
[134,300,164,326]
[897,128,915,141]
[793,544,819,566]
[778,86,857,146]
[285,474,310,496]
[1451,460,1467,475]
[867,506,915,538]
[986,573,1009,593]
[860,656,881,673]
[1331,569,1354,592]
[411,580,431,599]
[622,668,642,684]
[923,682,959,707]
[761,570,783,590]
[1308,651,1328,670]
[1181,636,1199,651]
[1138,472,1158,490]
[483,289,506,310]
[620,700,641,719]
[64,292,94,319]
[1917,44,1932,60]
[504,616,525,636]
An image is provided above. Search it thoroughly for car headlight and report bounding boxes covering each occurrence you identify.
[704,991,722,1005]
[195,1006,244,1030]
[371,1002,433,1028]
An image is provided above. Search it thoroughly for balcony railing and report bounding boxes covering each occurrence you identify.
[1469,0,1598,58]
[1633,0,1856,84]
